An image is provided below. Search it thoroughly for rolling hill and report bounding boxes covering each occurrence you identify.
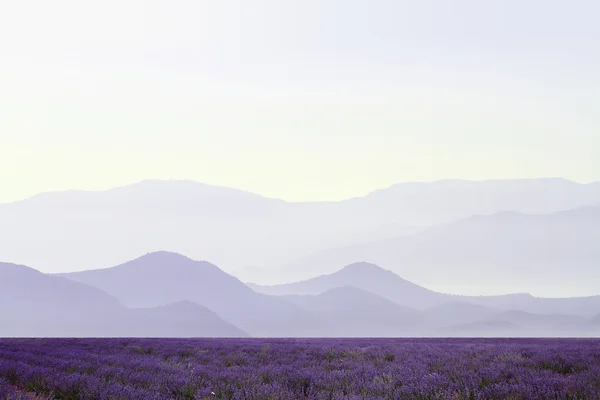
[3,254,598,337]
[279,206,600,296]
[61,251,327,337]
[251,261,600,317]
[0,261,245,337]
[283,286,423,336]
[120,301,247,337]
[250,262,446,309]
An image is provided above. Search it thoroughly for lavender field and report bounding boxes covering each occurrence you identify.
[1,339,599,399]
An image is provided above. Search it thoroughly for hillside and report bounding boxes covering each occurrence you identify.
[279,206,600,296]
[252,261,600,317]
[252,262,446,309]
[284,286,422,336]
[0,261,245,337]
[62,252,327,337]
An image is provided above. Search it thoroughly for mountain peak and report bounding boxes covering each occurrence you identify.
[63,251,223,278]
[0,262,56,282]
[335,262,403,281]
[118,251,226,276]
[338,262,387,274]
[136,251,193,263]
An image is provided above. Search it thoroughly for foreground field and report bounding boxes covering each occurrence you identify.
[1,338,599,399]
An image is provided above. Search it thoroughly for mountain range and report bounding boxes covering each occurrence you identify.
[2,252,599,338]
[1,177,598,337]
[0,260,245,337]
[250,262,600,317]
[278,205,600,295]
[282,286,423,337]
[1,178,599,297]
[60,252,326,337]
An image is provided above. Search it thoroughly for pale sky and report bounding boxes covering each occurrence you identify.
[1,0,599,202]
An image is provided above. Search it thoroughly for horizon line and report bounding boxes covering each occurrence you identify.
[2,176,597,205]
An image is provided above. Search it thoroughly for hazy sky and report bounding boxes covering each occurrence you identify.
[1,0,599,202]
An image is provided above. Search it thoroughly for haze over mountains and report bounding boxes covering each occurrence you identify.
[0,260,245,337]
[1,177,599,337]
[2,252,599,338]
[282,286,423,337]
[1,178,599,297]
[281,205,600,295]
[251,263,600,317]
[61,252,326,337]
[249,262,445,309]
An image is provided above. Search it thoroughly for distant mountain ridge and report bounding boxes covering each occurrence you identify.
[122,301,247,337]
[276,205,600,296]
[250,262,445,309]
[0,261,246,337]
[3,253,600,337]
[282,286,422,336]
[250,261,600,317]
[2,178,599,295]
[61,252,328,337]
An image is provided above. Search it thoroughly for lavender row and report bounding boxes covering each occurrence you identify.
[1,338,599,399]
